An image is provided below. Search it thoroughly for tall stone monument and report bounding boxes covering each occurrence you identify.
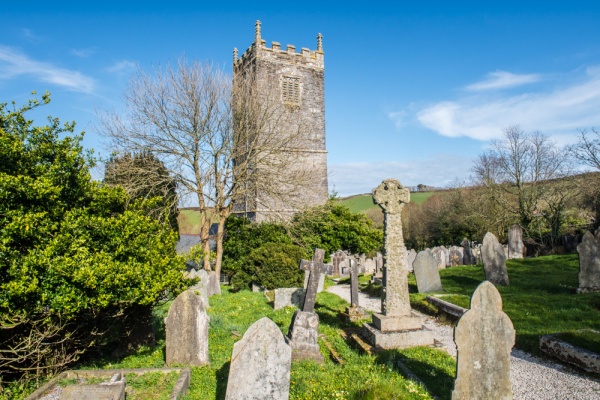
[461,238,476,265]
[507,224,524,259]
[482,232,510,286]
[362,179,434,349]
[452,281,515,400]
[225,317,291,400]
[577,231,600,293]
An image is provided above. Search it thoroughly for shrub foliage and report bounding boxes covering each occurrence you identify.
[0,94,188,383]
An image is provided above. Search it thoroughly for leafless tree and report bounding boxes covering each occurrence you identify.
[569,128,600,170]
[472,125,576,245]
[98,59,313,274]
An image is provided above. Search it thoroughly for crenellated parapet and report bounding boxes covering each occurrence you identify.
[233,20,324,72]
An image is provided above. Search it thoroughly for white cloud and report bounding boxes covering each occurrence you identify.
[0,46,95,93]
[71,48,96,58]
[329,154,474,197]
[415,67,600,141]
[466,70,541,91]
[105,60,136,74]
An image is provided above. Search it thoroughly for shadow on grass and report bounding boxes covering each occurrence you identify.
[215,361,230,400]
[374,350,455,400]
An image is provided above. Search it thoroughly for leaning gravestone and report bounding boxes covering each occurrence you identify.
[577,231,600,293]
[165,289,210,366]
[225,317,291,400]
[286,248,327,362]
[507,224,524,259]
[362,179,434,349]
[452,281,515,400]
[413,251,443,293]
[482,232,510,286]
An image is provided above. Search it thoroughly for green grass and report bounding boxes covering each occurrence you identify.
[340,192,434,214]
[53,287,455,400]
[407,254,600,354]
[556,330,600,355]
[125,371,181,400]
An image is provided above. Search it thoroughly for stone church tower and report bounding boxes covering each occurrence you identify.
[232,21,328,222]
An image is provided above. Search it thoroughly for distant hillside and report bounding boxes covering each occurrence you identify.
[339,192,434,214]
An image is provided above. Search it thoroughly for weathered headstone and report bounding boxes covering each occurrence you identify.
[413,251,443,293]
[448,246,463,267]
[441,245,450,265]
[345,258,366,321]
[331,250,347,276]
[563,234,579,253]
[362,179,434,349]
[432,247,447,269]
[273,288,306,310]
[375,252,384,275]
[364,258,376,274]
[577,231,600,293]
[207,271,221,296]
[225,317,291,400]
[461,238,476,265]
[406,249,417,272]
[507,224,524,259]
[165,289,210,366]
[186,268,210,308]
[452,281,515,400]
[285,310,323,362]
[482,232,509,286]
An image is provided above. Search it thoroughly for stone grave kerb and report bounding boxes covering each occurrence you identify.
[299,248,327,313]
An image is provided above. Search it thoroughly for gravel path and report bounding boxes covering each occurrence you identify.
[326,284,600,400]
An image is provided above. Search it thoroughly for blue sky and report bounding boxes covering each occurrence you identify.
[2,1,599,196]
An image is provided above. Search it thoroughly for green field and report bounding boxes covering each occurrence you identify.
[340,192,434,214]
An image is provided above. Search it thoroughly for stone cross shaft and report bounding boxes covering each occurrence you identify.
[299,248,327,313]
[372,179,411,317]
[349,258,360,307]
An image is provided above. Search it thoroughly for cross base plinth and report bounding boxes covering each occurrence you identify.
[371,312,424,332]
[285,310,324,363]
[362,322,435,350]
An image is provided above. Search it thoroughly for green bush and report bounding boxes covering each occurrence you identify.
[289,199,383,259]
[0,93,188,384]
[250,243,306,289]
[222,216,291,281]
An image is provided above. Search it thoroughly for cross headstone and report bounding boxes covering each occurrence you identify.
[165,289,210,366]
[452,281,515,399]
[299,248,327,313]
[413,250,443,293]
[375,252,383,275]
[225,317,291,400]
[345,257,366,321]
[577,231,600,293]
[372,179,411,318]
[507,224,524,259]
[362,179,434,349]
[482,232,509,286]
